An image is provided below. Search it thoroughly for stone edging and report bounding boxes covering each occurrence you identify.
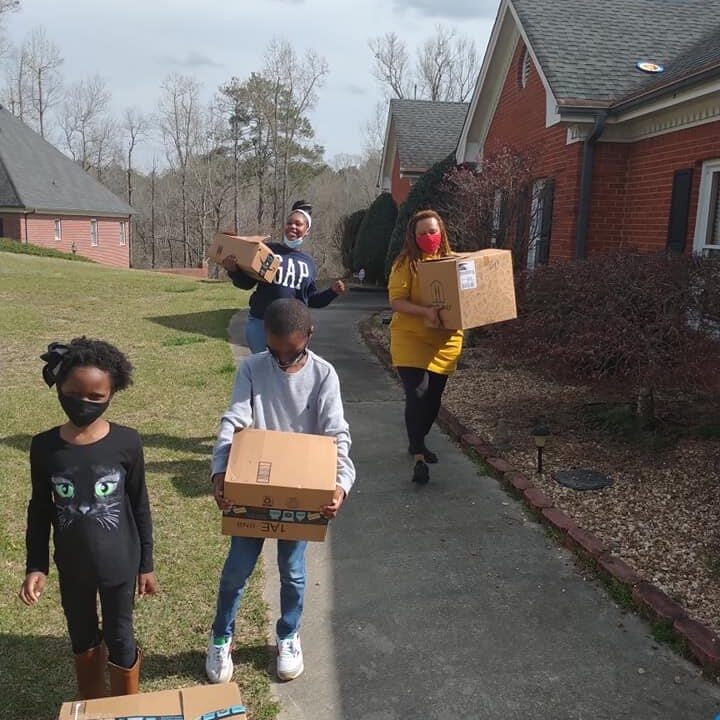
[358,317,720,677]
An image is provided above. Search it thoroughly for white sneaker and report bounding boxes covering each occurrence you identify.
[276,633,304,681]
[205,632,234,683]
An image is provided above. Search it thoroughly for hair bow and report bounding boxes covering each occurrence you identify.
[40,342,70,388]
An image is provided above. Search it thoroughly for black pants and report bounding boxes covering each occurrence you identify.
[59,573,136,668]
[397,367,448,455]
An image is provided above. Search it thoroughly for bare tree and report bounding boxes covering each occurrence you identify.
[363,100,387,157]
[2,43,31,120]
[264,39,328,227]
[369,32,411,99]
[122,107,148,263]
[158,72,202,266]
[370,25,480,102]
[58,75,112,171]
[24,26,63,137]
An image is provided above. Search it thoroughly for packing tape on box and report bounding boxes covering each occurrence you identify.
[223,506,328,526]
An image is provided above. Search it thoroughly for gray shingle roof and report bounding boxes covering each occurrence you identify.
[391,99,469,171]
[0,106,133,215]
[512,0,720,106]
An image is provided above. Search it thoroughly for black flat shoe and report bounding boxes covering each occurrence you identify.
[412,460,429,485]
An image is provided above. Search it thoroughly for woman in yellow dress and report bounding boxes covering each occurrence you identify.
[387,209,463,485]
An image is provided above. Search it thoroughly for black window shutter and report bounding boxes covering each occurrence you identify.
[666,169,693,253]
[538,180,554,265]
[514,185,530,269]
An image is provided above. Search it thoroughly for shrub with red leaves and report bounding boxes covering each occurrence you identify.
[486,253,720,401]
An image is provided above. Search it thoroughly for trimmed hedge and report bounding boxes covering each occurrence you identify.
[353,193,397,285]
[384,152,456,276]
[0,238,94,262]
[340,209,366,274]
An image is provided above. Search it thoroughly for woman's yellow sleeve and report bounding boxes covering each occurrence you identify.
[388,260,412,303]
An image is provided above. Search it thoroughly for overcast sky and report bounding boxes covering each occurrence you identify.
[4,0,497,169]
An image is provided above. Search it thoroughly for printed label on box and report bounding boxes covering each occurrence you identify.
[256,462,271,484]
[457,261,477,290]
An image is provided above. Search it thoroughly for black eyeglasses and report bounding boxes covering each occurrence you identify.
[267,345,308,370]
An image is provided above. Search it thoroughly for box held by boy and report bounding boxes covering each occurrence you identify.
[222,428,337,542]
[417,248,517,330]
[208,231,280,283]
[58,682,245,720]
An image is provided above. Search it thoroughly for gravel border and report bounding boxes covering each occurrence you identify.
[359,316,720,678]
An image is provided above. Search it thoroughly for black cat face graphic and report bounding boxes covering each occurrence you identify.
[51,465,124,531]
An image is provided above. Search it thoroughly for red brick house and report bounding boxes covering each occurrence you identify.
[379,99,468,205]
[0,105,133,267]
[456,0,720,268]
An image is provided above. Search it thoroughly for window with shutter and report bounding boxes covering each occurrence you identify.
[693,160,720,255]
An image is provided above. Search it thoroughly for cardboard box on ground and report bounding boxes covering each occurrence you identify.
[417,249,517,330]
[207,231,280,283]
[222,429,337,542]
[57,682,244,720]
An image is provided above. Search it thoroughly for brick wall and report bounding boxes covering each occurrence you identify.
[23,214,130,267]
[391,148,412,206]
[484,40,720,260]
[616,122,720,254]
[484,40,583,262]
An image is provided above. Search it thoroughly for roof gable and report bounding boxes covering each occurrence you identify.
[390,99,469,171]
[0,106,133,216]
[512,0,720,106]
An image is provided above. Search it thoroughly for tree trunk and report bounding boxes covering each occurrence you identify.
[636,387,655,429]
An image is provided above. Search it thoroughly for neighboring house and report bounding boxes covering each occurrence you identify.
[378,99,469,205]
[0,105,133,268]
[456,0,720,268]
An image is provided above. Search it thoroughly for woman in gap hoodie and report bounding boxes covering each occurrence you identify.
[222,200,347,353]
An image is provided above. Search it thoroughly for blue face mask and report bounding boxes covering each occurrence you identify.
[283,235,304,249]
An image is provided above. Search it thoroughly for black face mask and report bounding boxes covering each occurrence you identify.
[58,392,109,427]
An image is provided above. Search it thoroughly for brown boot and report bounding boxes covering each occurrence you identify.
[74,644,107,699]
[108,648,142,696]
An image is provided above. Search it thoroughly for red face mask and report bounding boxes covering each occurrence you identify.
[416,232,442,255]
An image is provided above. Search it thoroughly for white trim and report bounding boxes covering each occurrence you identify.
[54,218,62,242]
[377,104,395,192]
[457,0,560,164]
[566,94,720,145]
[90,218,98,247]
[119,220,127,246]
[506,1,559,113]
[693,159,720,254]
[456,0,511,163]
[613,78,720,124]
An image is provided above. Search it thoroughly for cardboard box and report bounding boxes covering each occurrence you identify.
[417,249,517,330]
[222,428,337,542]
[208,231,280,283]
[58,682,244,720]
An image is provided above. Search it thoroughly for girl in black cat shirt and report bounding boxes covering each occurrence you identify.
[19,338,158,700]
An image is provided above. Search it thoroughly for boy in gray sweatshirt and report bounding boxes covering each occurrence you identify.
[206,298,355,683]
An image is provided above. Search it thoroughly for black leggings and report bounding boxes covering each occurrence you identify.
[397,367,448,455]
[59,573,136,668]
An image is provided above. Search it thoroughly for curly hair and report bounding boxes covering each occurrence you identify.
[55,337,134,392]
[393,209,451,274]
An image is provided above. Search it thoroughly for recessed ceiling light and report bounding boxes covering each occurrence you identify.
[636,61,665,73]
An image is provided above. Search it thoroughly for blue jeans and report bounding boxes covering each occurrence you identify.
[245,315,266,354]
[212,536,308,640]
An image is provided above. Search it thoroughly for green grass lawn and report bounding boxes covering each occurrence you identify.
[0,254,279,720]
